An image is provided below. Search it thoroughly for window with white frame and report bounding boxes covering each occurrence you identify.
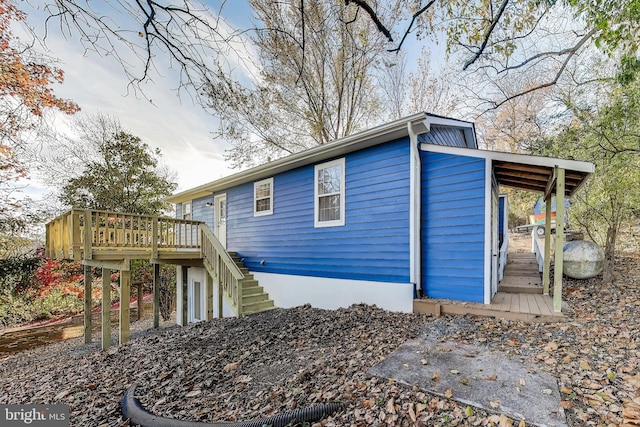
[254,178,274,216]
[314,158,345,227]
[182,201,192,220]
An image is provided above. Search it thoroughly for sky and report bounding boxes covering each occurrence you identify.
[19,0,257,200]
[17,1,432,201]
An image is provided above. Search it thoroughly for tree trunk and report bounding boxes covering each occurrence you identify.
[602,226,616,284]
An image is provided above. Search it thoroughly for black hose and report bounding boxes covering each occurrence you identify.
[122,383,344,427]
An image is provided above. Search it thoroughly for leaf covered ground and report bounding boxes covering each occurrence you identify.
[1,255,639,426]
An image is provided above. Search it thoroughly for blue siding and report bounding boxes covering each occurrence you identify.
[192,196,215,229]
[421,151,486,302]
[226,138,412,283]
[419,126,467,147]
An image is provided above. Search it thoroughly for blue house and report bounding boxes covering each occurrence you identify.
[167,113,594,323]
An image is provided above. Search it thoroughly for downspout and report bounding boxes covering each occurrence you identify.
[408,122,422,297]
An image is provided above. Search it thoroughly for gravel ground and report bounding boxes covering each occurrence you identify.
[1,254,639,426]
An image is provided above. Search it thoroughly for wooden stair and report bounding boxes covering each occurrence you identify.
[228,253,276,315]
[499,252,543,294]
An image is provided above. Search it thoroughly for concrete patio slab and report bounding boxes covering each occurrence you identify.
[368,332,567,427]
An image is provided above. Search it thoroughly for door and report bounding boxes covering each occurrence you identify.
[491,188,499,298]
[188,279,204,322]
[214,194,227,248]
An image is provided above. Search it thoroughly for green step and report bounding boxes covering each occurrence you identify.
[242,299,275,314]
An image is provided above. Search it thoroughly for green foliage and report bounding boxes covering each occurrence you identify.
[532,80,640,252]
[58,131,177,215]
[0,255,90,327]
[0,255,42,294]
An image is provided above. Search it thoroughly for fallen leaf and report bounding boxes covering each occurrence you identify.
[432,373,440,381]
[445,389,453,398]
[420,358,428,365]
[223,362,239,372]
[579,361,591,370]
[489,400,501,409]
[485,374,498,381]
[415,403,427,413]
[408,403,416,422]
[560,400,573,409]
[361,400,374,408]
[464,406,473,417]
[385,398,395,414]
[544,342,559,351]
[560,386,573,394]
[499,414,514,427]
[450,369,460,375]
[519,378,526,386]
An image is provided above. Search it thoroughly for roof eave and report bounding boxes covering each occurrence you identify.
[167,113,436,203]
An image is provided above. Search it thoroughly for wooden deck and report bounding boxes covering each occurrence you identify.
[414,240,565,323]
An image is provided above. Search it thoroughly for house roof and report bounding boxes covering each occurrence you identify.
[167,113,476,203]
[422,144,595,197]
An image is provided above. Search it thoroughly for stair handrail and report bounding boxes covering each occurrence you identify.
[199,224,244,317]
[532,228,545,273]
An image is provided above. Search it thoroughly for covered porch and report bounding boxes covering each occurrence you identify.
[416,146,594,320]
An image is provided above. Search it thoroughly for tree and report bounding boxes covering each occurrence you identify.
[52,114,177,215]
[205,0,392,167]
[348,0,640,109]
[533,79,640,283]
[0,0,78,234]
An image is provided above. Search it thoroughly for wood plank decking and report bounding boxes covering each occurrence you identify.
[414,237,565,323]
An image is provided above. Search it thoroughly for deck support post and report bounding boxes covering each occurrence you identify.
[120,260,131,345]
[542,194,552,295]
[181,266,188,325]
[137,281,143,321]
[205,272,214,320]
[83,265,92,343]
[101,268,111,350]
[152,263,160,328]
[553,167,566,312]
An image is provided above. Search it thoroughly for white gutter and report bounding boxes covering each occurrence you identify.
[168,113,454,203]
[408,121,422,295]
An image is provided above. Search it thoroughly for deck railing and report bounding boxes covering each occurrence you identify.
[532,228,545,272]
[45,209,202,260]
[498,232,509,282]
[200,225,245,317]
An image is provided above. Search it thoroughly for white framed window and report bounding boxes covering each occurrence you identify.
[314,158,345,227]
[182,201,192,220]
[254,178,274,216]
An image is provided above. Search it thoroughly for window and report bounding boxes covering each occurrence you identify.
[314,158,345,227]
[254,178,274,216]
[183,201,192,220]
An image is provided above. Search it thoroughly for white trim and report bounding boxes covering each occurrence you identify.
[484,158,492,304]
[253,177,274,216]
[253,271,414,313]
[167,113,440,203]
[214,193,227,249]
[421,143,594,174]
[408,121,421,293]
[314,158,346,228]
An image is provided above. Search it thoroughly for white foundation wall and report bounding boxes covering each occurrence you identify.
[253,272,414,313]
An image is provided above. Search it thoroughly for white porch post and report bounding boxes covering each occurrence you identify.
[542,194,552,295]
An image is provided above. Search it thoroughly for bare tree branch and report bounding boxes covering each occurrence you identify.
[462,0,509,70]
[388,0,435,53]
[344,0,393,42]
